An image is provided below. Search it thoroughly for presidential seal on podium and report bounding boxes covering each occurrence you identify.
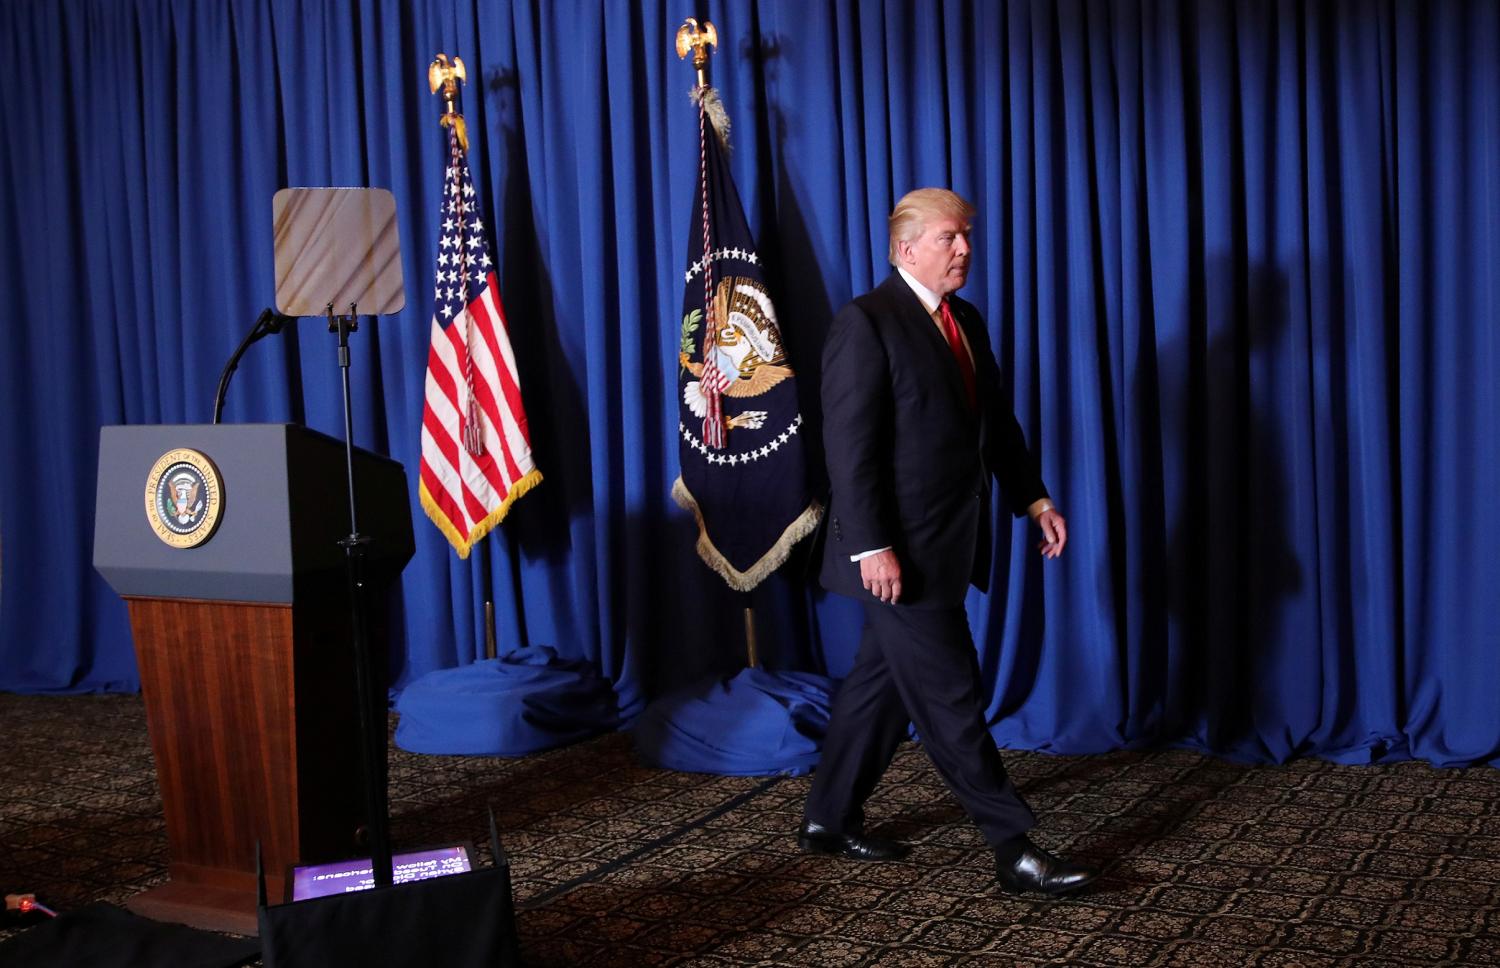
[144,448,224,548]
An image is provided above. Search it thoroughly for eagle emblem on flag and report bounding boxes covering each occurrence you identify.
[681,276,791,430]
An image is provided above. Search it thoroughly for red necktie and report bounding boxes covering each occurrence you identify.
[938,299,976,408]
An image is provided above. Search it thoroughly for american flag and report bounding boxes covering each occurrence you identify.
[418,129,541,557]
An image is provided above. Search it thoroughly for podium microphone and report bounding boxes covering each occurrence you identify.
[213,307,294,424]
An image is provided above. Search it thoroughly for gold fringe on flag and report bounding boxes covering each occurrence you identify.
[419,468,543,560]
[672,477,823,591]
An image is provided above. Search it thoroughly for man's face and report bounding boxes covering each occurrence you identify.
[900,215,972,297]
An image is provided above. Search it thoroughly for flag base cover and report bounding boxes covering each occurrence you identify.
[632,667,836,776]
[394,646,620,756]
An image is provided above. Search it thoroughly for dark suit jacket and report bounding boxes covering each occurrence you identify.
[818,273,1048,608]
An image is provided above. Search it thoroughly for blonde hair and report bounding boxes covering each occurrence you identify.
[888,188,977,265]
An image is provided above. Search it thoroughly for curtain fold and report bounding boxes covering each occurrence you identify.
[1,0,1495,766]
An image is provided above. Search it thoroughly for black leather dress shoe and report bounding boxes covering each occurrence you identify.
[994,838,1099,895]
[797,820,909,861]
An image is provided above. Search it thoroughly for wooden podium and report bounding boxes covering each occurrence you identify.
[93,423,415,935]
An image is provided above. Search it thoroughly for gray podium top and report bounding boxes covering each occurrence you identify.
[94,423,414,604]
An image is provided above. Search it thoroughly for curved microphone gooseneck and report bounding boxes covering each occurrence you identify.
[211,308,294,423]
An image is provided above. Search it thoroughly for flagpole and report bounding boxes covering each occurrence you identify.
[678,18,760,671]
[479,539,497,659]
[743,598,759,669]
[429,53,499,662]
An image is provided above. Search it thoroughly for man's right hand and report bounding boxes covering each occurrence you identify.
[860,549,903,604]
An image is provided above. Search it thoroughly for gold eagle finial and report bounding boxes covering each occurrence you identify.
[428,53,469,152]
[675,18,718,88]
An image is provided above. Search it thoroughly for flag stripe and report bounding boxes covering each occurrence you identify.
[432,315,517,492]
[474,282,530,438]
[418,430,470,528]
[464,301,529,478]
[425,378,502,523]
[470,286,529,437]
[467,364,524,484]
[422,393,492,525]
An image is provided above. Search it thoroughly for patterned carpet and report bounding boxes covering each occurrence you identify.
[2,692,1498,966]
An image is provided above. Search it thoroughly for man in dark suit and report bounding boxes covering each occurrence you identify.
[798,188,1098,895]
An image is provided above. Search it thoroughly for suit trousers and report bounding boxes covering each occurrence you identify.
[804,599,1036,847]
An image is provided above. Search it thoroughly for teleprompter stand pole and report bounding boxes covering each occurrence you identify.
[328,300,394,890]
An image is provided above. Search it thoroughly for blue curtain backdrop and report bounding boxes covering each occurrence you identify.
[1,1,1496,766]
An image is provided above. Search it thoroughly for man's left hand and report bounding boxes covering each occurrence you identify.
[1034,508,1067,559]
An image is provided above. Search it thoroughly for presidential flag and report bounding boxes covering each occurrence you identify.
[672,88,821,590]
[418,121,541,557]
